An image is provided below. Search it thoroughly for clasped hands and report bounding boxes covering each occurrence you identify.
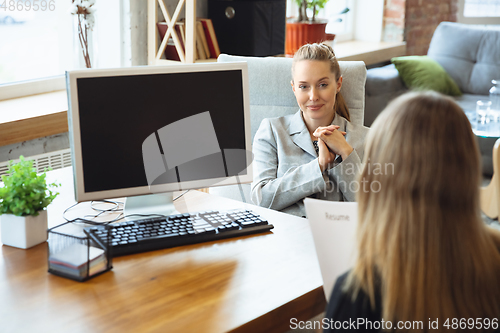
[314,125,354,172]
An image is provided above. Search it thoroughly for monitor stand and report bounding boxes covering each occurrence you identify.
[123,192,179,219]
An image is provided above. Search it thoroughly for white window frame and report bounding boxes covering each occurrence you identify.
[457,0,500,24]
[0,76,65,101]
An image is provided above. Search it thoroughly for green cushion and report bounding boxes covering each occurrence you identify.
[391,56,462,96]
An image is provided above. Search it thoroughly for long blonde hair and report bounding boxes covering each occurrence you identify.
[291,43,350,121]
[350,91,500,331]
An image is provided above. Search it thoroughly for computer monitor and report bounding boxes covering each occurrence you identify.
[66,62,252,216]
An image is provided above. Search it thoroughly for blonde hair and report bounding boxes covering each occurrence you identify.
[350,91,500,331]
[292,43,350,122]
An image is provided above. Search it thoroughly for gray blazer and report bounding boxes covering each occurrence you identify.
[251,110,369,217]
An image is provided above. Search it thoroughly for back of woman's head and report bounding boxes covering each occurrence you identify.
[361,91,480,222]
[352,91,500,330]
[292,43,350,121]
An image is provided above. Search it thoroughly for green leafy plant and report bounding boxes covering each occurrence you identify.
[294,0,349,22]
[0,156,59,216]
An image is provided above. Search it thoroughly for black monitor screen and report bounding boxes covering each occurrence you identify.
[75,69,246,193]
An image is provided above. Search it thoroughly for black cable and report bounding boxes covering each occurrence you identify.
[63,201,125,224]
[173,190,190,201]
[90,200,123,212]
[62,202,80,221]
[235,175,247,204]
[61,194,188,225]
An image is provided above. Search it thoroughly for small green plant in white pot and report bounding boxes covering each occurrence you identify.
[0,156,59,249]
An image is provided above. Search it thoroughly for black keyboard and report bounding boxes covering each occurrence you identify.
[85,209,274,256]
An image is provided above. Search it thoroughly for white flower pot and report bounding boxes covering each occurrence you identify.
[1,210,48,249]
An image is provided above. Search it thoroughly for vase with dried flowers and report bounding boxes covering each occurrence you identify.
[69,0,96,69]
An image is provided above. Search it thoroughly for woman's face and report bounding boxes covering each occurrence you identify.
[292,59,342,124]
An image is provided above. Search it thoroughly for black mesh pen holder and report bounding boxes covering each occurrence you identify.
[48,222,112,282]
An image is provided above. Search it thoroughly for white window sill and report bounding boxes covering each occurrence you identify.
[329,40,406,66]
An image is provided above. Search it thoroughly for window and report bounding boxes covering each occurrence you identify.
[457,0,500,24]
[285,0,388,43]
[286,0,355,41]
[0,0,126,101]
[464,0,500,17]
[0,0,72,86]
[322,0,354,41]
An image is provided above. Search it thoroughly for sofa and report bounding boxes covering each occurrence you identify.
[209,54,367,204]
[365,21,500,174]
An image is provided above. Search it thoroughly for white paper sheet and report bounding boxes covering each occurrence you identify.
[304,198,358,301]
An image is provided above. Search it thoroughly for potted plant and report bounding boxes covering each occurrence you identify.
[286,0,349,56]
[0,156,59,249]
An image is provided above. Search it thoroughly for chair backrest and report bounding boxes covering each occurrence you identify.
[217,54,367,141]
[481,138,500,219]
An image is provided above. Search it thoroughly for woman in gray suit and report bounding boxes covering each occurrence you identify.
[251,43,368,217]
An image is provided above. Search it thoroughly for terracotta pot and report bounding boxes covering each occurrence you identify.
[326,33,336,42]
[285,19,328,56]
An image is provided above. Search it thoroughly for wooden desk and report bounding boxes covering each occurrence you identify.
[0,167,326,332]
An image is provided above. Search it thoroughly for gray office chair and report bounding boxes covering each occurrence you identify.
[209,54,367,203]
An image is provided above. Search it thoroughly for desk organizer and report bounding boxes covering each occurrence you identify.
[48,222,112,282]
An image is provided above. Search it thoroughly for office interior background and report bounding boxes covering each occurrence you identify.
[1,1,500,331]
[0,0,499,165]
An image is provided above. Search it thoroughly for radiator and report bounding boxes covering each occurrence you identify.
[0,149,72,177]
